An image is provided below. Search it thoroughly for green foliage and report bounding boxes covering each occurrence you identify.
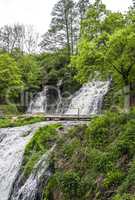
[0,53,22,102]
[87,112,123,149]
[118,160,135,194]
[103,169,124,189]
[22,124,60,179]
[113,194,135,200]
[56,171,81,200]
[0,104,19,115]
[17,54,41,90]
[0,115,45,128]
[38,49,80,93]
[102,12,126,34]
[105,26,135,85]
[71,2,135,92]
[81,0,106,39]
[40,111,135,200]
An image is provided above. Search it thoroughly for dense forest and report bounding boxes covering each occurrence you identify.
[0,0,135,114]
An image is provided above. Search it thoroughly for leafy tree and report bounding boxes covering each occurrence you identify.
[81,0,106,39]
[70,0,108,83]
[105,26,135,86]
[38,49,70,85]
[71,5,126,84]
[0,53,22,103]
[17,55,41,91]
[104,26,135,110]
[102,12,126,34]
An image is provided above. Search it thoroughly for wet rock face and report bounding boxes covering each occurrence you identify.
[9,146,55,200]
[9,165,52,200]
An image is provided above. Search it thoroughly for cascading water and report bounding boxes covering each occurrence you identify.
[9,146,55,200]
[27,87,48,114]
[28,80,110,115]
[65,81,110,115]
[0,121,58,200]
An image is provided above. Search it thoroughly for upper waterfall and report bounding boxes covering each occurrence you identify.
[28,80,110,115]
[65,81,110,115]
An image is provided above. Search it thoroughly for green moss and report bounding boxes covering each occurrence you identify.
[22,124,61,179]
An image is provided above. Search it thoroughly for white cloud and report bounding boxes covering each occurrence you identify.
[0,0,133,34]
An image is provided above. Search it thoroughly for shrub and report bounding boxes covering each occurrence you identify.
[103,169,124,189]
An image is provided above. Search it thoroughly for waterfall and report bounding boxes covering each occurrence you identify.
[0,122,58,200]
[28,80,110,115]
[9,146,55,200]
[65,81,110,115]
[27,87,48,114]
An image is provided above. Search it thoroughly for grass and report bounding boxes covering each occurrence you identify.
[0,115,46,128]
[21,123,62,179]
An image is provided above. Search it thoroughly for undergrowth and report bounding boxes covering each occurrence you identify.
[20,109,135,200]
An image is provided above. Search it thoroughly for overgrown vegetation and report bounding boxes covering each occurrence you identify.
[18,110,135,200]
[20,124,62,180]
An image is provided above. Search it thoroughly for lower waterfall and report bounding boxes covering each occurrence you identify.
[0,125,35,200]
[0,121,80,200]
[9,146,55,200]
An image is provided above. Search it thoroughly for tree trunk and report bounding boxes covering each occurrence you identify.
[64,7,70,57]
[124,84,130,112]
[129,83,135,107]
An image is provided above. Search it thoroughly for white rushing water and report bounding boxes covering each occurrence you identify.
[65,81,110,115]
[28,87,48,114]
[28,80,109,115]
[0,121,58,200]
[10,146,55,200]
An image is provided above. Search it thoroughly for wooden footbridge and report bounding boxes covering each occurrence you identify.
[43,114,96,121]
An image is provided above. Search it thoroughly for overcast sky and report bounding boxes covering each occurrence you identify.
[0,0,133,35]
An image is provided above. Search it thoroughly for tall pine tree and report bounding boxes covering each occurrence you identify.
[40,0,77,56]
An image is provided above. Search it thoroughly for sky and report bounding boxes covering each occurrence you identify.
[0,0,133,35]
